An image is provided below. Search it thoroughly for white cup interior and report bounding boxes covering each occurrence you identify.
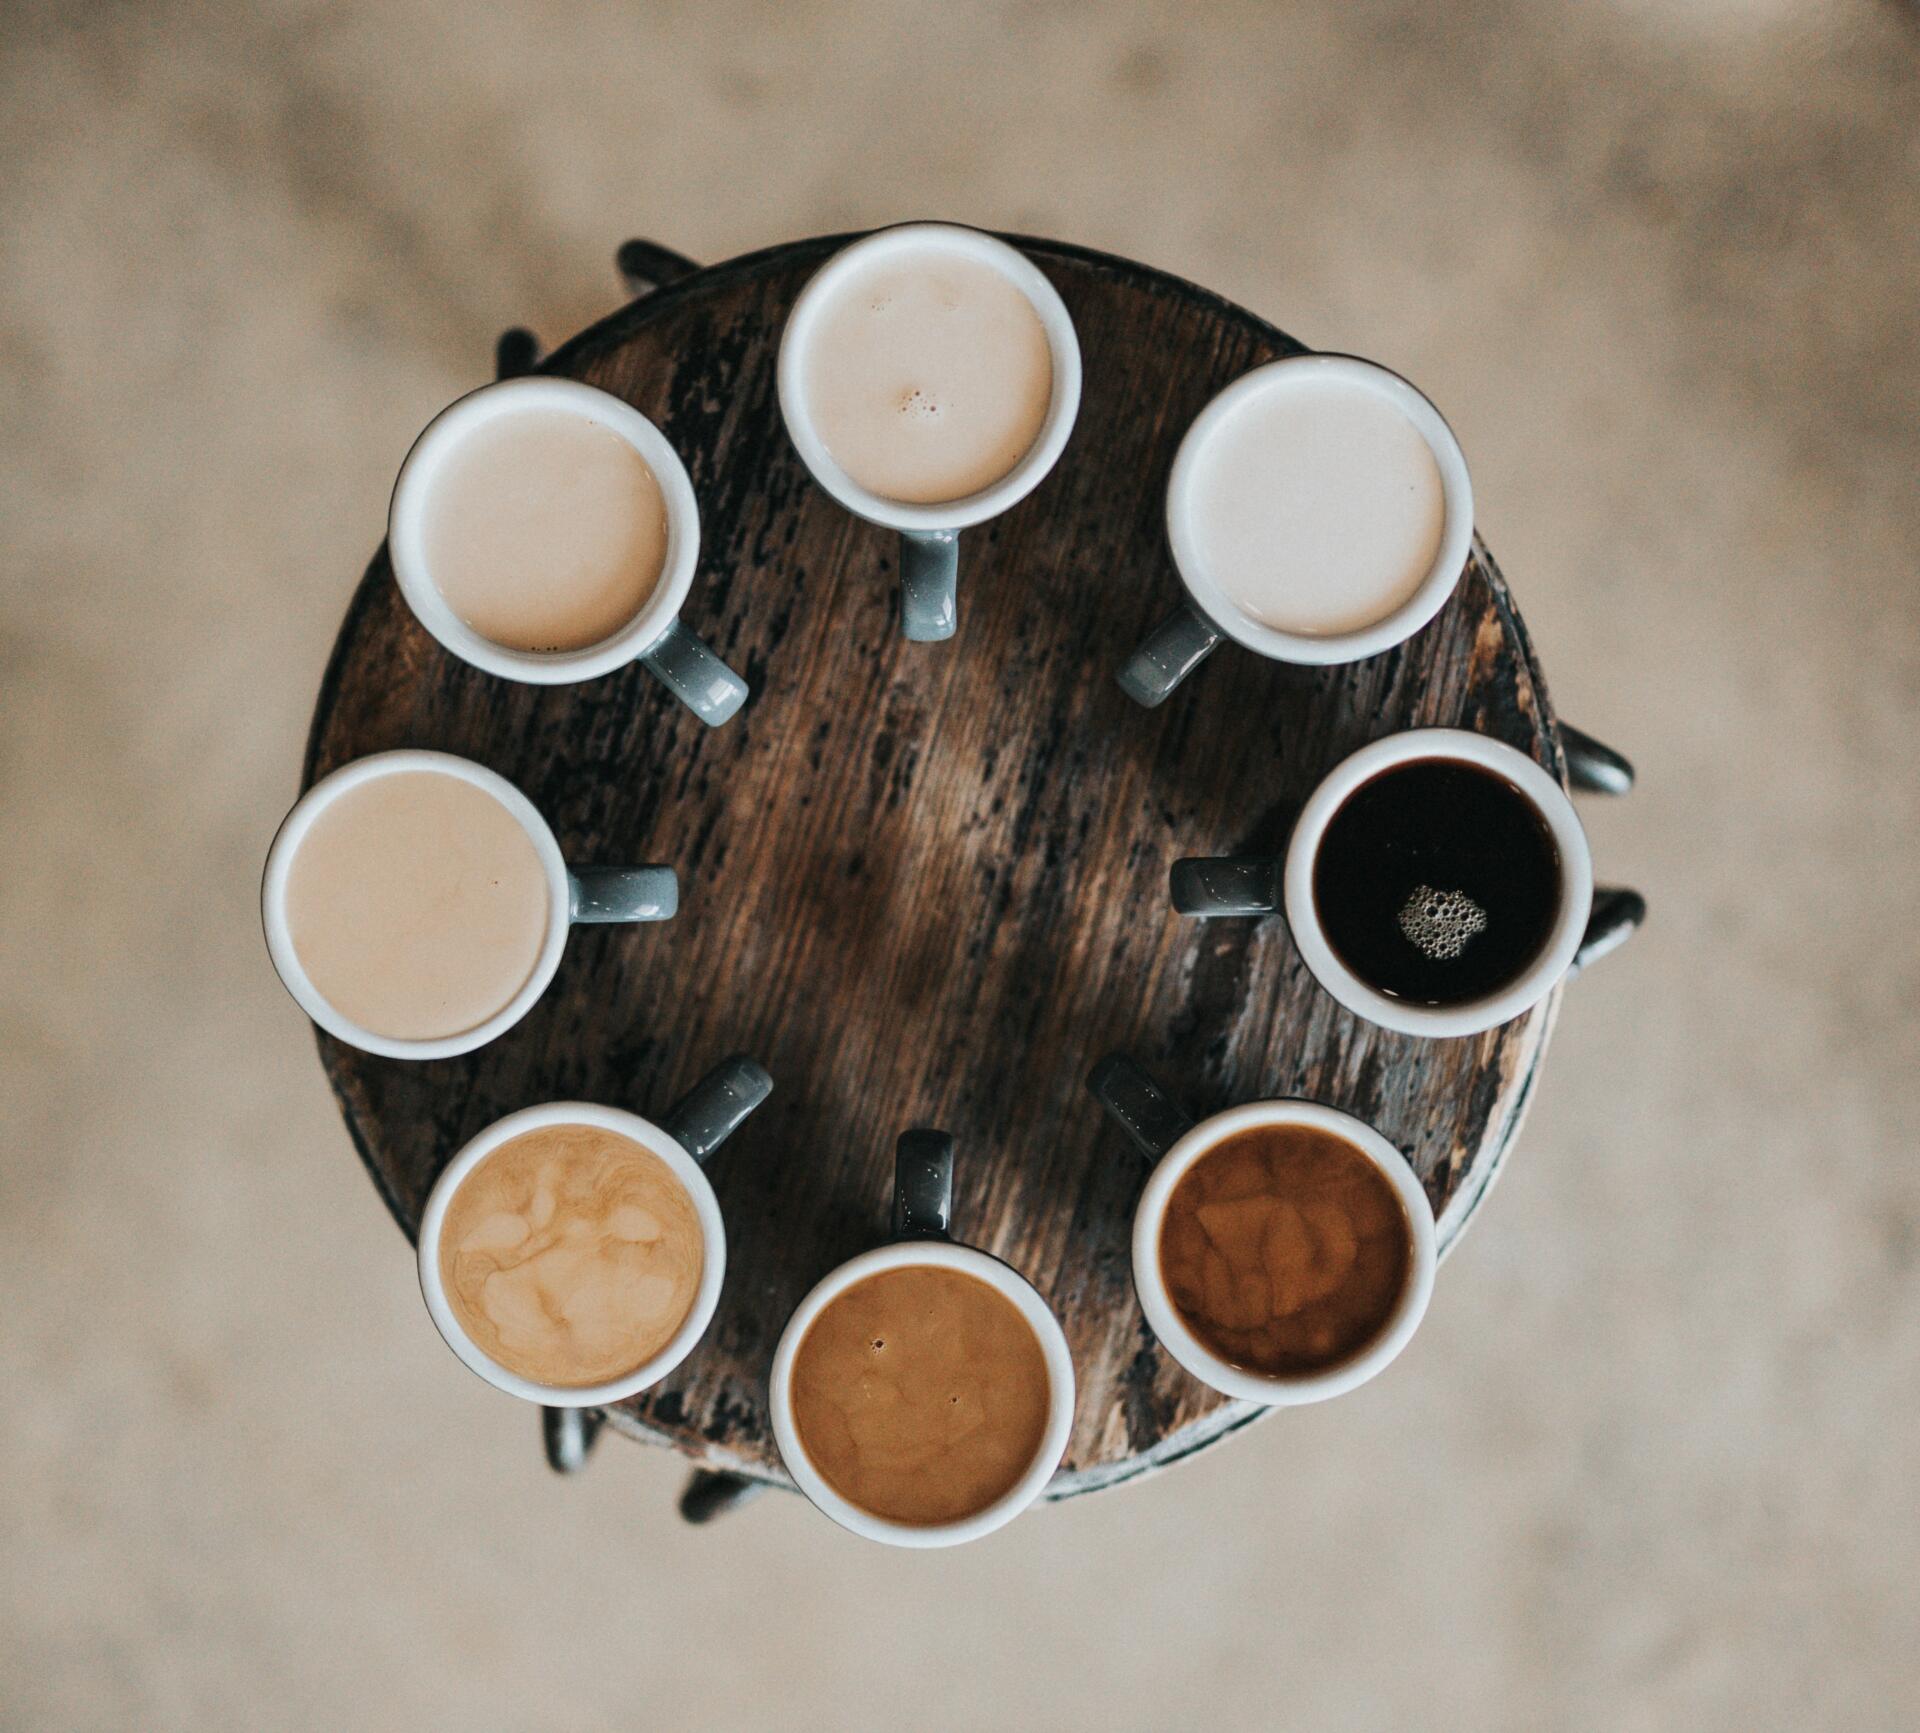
[1283,728,1595,1038]
[1131,1099,1438,1406]
[769,1239,1077,1547]
[260,749,571,1061]
[416,1100,728,1406]
[776,222,1083,533]
[387,376,701,685]
[1165,353,1475,666]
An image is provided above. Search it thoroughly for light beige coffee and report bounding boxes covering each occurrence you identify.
[283,769,550,1042]
[788,1264,1052,1526]
[802,249,1053,505]
[1188,374,1445,636]
[439,1123,705,1389]
[424,405,668,652]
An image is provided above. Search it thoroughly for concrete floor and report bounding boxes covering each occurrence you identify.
[3,2,1917,1728]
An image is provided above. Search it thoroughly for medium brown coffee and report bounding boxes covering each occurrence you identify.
[788,1265,1052,1526]
[438,1123,704,1388]
[1158,1123,1412,1378]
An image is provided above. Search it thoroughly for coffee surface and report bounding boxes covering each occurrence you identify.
[425,405,668,652]
[439,1123,704,1388]
[802,248,1053,504]
[788,1264,1053,1526]
[1159,1123,1412,1378]
[284,769,550,1041]
[1187,374,1445,636]
[1313,758,1562,1006]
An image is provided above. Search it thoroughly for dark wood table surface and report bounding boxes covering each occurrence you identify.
[306,233,1568,1499]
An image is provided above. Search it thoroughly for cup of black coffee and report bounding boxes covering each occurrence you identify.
[1170,728,1594,1037]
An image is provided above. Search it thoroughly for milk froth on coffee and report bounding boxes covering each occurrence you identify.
[283,769,550,1042]
[1186,374,1445,637]
[439,1123,705,1388]
[801,248,1053,505]
[424,406,668,652]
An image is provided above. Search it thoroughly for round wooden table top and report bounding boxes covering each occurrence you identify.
[306,233,1566,1498]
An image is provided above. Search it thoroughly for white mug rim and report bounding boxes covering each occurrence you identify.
[388,376,701,685]
[415,1100,728,1406]
[768,1238,1077,1548]
[1283,728,1595,1037]
[776,222,1083,533]
[1131,1098,1437,1406]
[260,749,571,1061]
[1165,353,1474,665]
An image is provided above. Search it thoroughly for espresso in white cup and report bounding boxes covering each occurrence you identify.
[1119,354,1473,706]
[389,377,747,725]
[262,749,677,1060]
[779,224,1082,641]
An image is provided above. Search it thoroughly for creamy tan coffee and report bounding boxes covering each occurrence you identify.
[789,1265,1051,1526]
[1188,374,1445,636]
[802,249,1053,505]
[283,769,550,1042]
[424,405,668,652]
[438,1123,705,1388]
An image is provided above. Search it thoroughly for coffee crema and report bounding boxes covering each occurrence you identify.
[788,1264,1052,1527]
[424,406,668,653]
[283,769,550,1041]
[438,1123,704,1389]
[1312,758,1562,1007]
[802,249,1053,505]
[1187,374,1445,636]
[1158,1123,1412,1379]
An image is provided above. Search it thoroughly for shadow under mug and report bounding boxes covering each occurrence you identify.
[388,377,748,726]
[1171,728,1597,1039]
[777,223,1083,642]
[416,1056,773,1406]
[1086,1054,1437,1406]
[262,749,678,1060]
[768,1130,1077,1548]
[1118,354,1474,708]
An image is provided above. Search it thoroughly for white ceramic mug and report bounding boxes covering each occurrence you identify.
[777,223,1082,642]
[1118,354,1474,706]
[417,1058,772,1406]
[389,376,748,725]
[768,1131,1076,1548]
[262,749,677,1060]
[1086,1056,1437,1406]
[1172,728,1595,1038]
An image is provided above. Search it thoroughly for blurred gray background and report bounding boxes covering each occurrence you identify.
[3,1,1917,1728]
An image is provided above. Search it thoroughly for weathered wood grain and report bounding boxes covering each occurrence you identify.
[305,235,1564,1497]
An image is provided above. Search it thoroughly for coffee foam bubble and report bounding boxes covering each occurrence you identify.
[1396,883,1488,961]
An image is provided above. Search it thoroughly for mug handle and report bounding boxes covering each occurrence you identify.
[661,1054,774,1164]
[900,531,959,642]
[1086,1054,1195,1162]
[641,619,749,728]
[1117,601,1225,709]
[893,1129,954,1239]
[569,866,679,924]
[1169,855,1282,918]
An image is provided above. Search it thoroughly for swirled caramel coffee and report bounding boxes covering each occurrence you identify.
[438,1123,705,1388]
[1159,1123,1412,1378]
[788,1265,1052,1526]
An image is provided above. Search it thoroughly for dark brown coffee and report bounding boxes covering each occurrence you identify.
[788,1264,1052,1526]
[1158,1122,1412,1378]
[1312,757,1562,1007]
